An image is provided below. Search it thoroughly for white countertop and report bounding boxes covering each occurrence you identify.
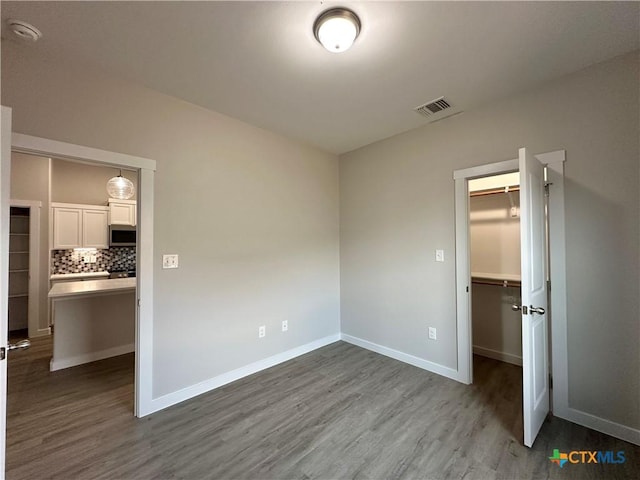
[49,277,136,299]
[51,271,110,280]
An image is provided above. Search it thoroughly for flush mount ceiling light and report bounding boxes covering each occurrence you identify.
[106,169,135,200]
[7,19,42,42]
[313,8,361,53]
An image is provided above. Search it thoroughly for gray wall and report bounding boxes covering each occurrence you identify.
[52,159,137,204]
[2,49,340,397]
[340,52,639,429]
[10,152,50,333]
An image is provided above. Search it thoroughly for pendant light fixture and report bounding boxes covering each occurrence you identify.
[106,169,135,200]
[313,8,361,53]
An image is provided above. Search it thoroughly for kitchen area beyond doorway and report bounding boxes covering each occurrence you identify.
[9,152,138,373]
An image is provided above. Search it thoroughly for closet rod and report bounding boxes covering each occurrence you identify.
[469,185,520,198]
[471,278,521,288]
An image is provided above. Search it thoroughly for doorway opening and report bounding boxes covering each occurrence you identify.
[3,132,156,417]
[469,172,523,369]
[453,149,568,447]
[7,201,41,343]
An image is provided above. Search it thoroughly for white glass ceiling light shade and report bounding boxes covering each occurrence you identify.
[313,8,361,53]
[106,170,135,199]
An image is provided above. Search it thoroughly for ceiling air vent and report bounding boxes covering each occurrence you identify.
[414,96,452,118]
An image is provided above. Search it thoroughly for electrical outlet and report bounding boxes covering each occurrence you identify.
[282,320,288,332]
[258,325,266,338]
[435,249,444,262]
[162,254,179,269]
[428,327,437,340]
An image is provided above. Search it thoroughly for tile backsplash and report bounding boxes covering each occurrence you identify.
[51,247,136,274]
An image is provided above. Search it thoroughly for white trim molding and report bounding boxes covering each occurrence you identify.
[341,334,461,382]
[50,343,135,372]
[148,334,341,414]
[561,408,640,446]
[11,133,156,171]
[473,346,522,367]
[0,105,13,480]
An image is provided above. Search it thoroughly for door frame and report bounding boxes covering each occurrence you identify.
[5,132,157,417]
[0,106,12,480]
[453,149,568,417]
[8,199,42,339]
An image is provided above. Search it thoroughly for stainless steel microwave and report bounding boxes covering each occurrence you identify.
[109,225,136,247]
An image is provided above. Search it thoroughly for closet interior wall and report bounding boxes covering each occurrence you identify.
[470,188,523,366]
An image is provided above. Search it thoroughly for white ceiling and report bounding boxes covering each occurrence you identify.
[2,1,638,154]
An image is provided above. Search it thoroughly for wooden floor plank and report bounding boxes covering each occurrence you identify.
[6,336,639,479]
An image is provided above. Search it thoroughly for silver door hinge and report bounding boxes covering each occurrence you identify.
[0,347,5,361]
[549,373,553,389]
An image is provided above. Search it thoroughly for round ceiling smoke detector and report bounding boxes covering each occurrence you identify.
[7,20,42,42]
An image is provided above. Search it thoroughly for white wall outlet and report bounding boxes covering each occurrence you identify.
[428,327,437,340]
[258,325,266,338]
[282,320,288,332]
[435,249,444,262]
[162,254,179,269]
[510,206,519,218]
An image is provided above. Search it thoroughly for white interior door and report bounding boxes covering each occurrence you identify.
[519,147,549,447]
[0,106,12,479]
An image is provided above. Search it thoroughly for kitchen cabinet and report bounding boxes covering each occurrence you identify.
[52,203,109,249]
[108,199,136,226]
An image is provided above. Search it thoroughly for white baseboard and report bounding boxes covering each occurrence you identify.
[31,327,51,338]
[340,333,461,382]
[473,345,522,366]
[148,334,341,414]
[50,343,134,371]
[553,407,640,446]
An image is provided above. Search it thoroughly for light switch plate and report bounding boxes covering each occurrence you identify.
[163,254,179,269]
[435,249,444,262]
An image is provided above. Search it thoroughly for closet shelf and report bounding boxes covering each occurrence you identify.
[472,272,521,288]
[470,184,520,197]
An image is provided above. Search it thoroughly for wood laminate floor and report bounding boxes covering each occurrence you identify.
[6,336,639,479]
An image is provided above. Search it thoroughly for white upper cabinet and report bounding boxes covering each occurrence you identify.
[83,209,109,248]
[53,207,82,249]
[52,203,109,249]
[108,199,136,226]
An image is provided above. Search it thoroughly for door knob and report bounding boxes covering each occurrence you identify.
[8,339,31,351]
[0,339,30,360]
[511,304,521,311]
[530,306,545,315]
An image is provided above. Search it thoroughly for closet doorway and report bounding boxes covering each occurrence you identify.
[453,148,567,448]
[469,172,523,368]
